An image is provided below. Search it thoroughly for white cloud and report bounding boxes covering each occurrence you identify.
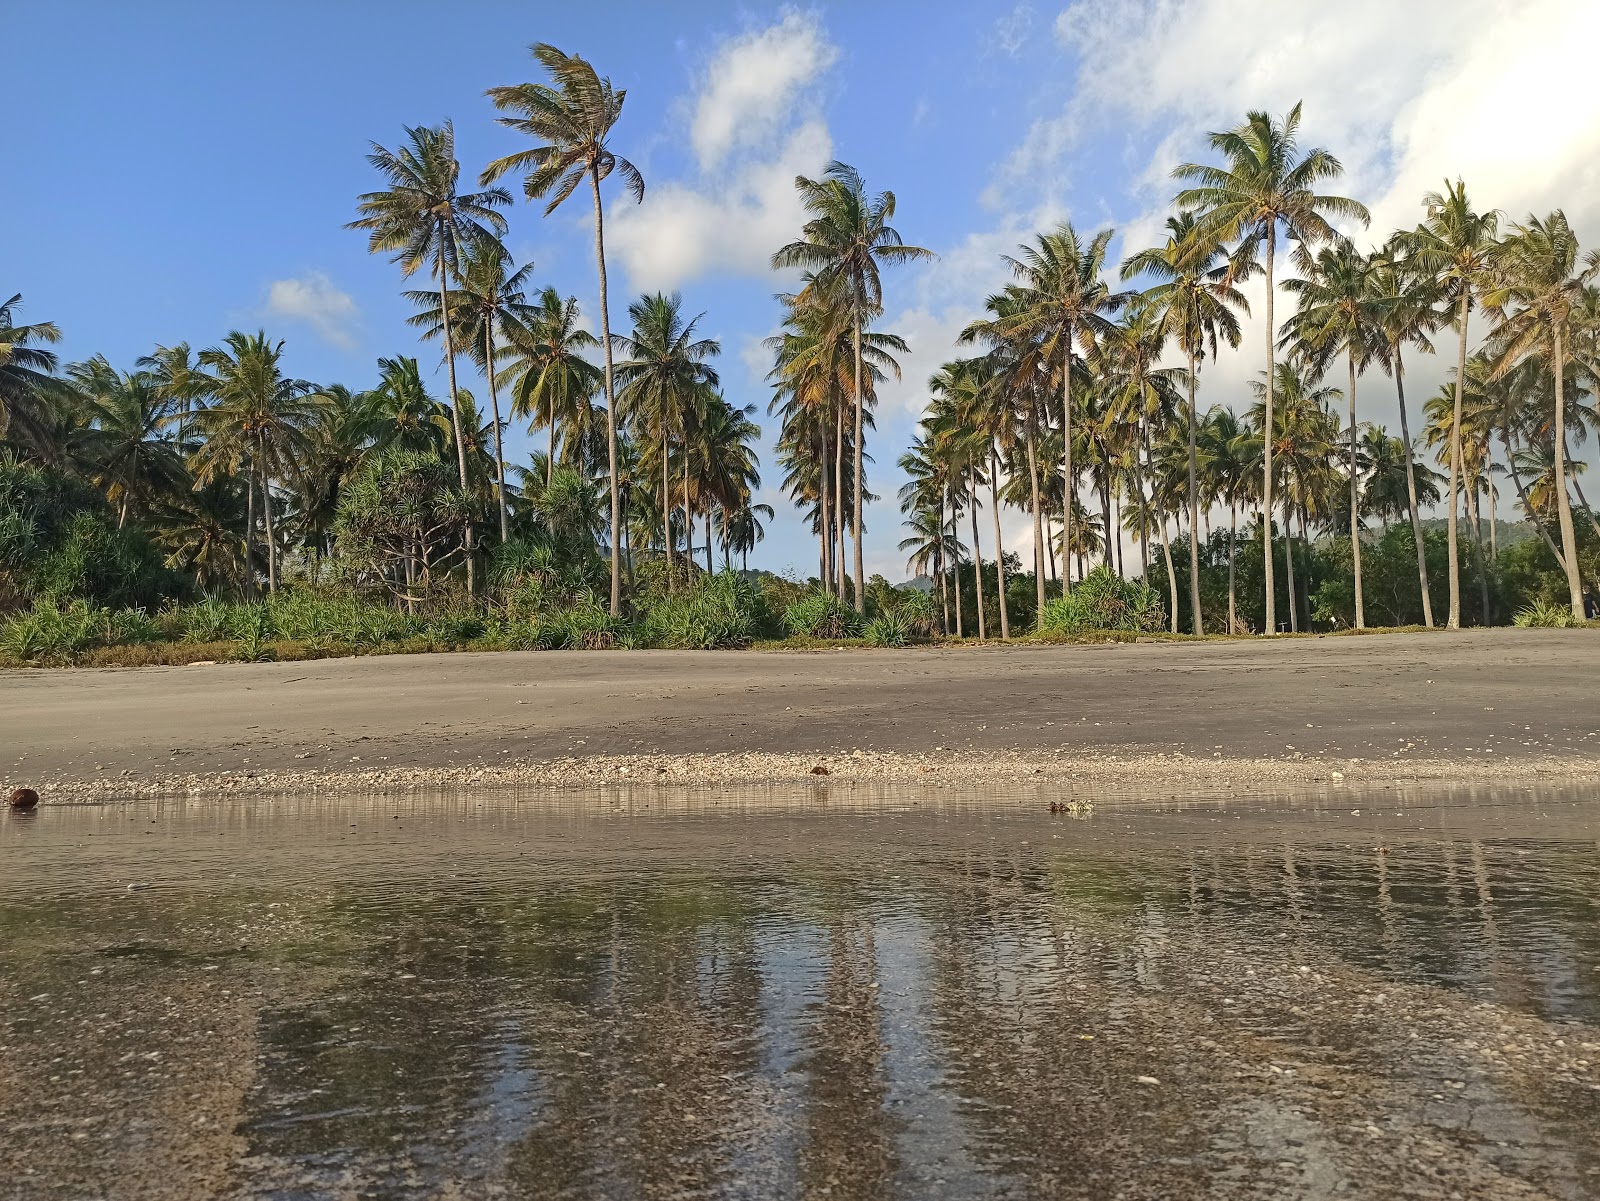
[990,5,1036,57]
[690,10,837,172]
[608,13,839,292]
[609,120,833,292]
[265,271,359,349]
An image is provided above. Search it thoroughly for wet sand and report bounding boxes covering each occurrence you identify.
[4,628,1599,801]
[3,786,1598,1199]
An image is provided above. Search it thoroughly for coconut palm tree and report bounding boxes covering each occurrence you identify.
[365,356,452,454]
[1123,212,1250,632]
[612,292,720,586]
[63,355,184,528]
[1482,212,1597,620]
[1367,238,1447,626]
[406,238,537,541]
[773,162,932,612]
[190,331,324,593]
[1175,101,1369,633]
[1198,406,1252,632]
[348,121,511,594]
[483,44,645,616]
[1404,179,1500,628]
[0,292,64,454]
[995,225,1131,595]
[136,342,207,446]
[1281,240,1387,628]
[500,288,602,489]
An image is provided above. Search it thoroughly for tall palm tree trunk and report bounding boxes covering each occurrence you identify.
[1158,513,1178,633]
[244,459,257,596]
[262,468,278,594]
[1393,348,1433,626]
[661,432,674,588]
[1185,354,1204,634]
[683,453,693,570]
[851,318,866,613]
[951,499,964,638]
[546,397,555,487]
[705,510,713,574]
[989,450,1010,639]
[835,405,847,601]
[1283,499,1298,634]
[1024,402,1046,621]
[1551,324,1585,620]
[818,429,832,593]
[590,166,622,616]
[1227,500,1238,633]
[1347,351,1365,629]
[1503,428,1570,571]
[436,227,476,599]
[484,322,510,543]
[1060,329,1074,594]
[1467,479,1490,624]
[936,493,950,634]
[1101,477,1115,572]
[1446,290,1469,628]
[969,493,986,640]
[1262,229,1277,634]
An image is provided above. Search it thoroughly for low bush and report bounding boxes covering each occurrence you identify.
[1512,598,1584,628]
[783,590,863,639]
[1038,566,1165,634]
[864,609,913,647]
[639,573,773,649]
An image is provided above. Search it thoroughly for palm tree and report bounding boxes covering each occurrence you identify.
[1123,212,1250,633]
[190,331,324,593]
[483,44,645,617]
[612,293,720,586]
[1483,212,1597,620]
[0,292,64,454]
[773,162,932,612]
[136,342,207,446]
[407,238,537,541]
[1405,179,1500,628]
[64,355,184,528]
[501,289,602,487]
[1198,406,1252,632]
[348,121,511,594]
[365,356,452,454]
[1175,101,1369,633]
[1367,238,1446,626]
[1281,240,1386,628]
[997,225,1131,596]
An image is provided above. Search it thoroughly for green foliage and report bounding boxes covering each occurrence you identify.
[0,459,183,613]
[783,590,864,639]
[0,599,161,663]
[639,572,773,649]
[1039,566,1165,634]
[864,608,913,647]
[1513,598,1583,628]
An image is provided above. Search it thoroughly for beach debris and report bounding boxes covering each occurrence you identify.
[1135,1075,1161,1086]
[810,765,830,775]
[7,787,39,811]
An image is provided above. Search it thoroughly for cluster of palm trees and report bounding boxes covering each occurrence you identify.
[2,45,772,605]
[887,104,1598,634]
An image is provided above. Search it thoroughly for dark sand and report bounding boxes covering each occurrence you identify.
[3,628,1598,799]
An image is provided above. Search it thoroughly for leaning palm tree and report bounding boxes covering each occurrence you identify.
[1174,101,1369,633]
[1404,180,1500,628]
[998,224,1132,596]
[482,44,644,616]
[773,162,932,612]
[1281,240,1386,628]
[406,238,537,541]
[612,292,720,586]
[0,292,64,453]
[347,120,511,594]
[1123,212,1250,633]
[190,331,324,593]
[1482,211,1596,621]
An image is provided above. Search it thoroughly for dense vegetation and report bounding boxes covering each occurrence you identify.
[3,53,1596,664]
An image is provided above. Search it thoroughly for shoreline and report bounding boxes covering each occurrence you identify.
[29,746,1600,805]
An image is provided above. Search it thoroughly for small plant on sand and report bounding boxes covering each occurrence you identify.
[1039,566,1165,635]
[1512,598,1583,628]
[864,609,912,647]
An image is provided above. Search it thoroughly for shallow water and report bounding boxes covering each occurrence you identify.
[3,784,1599,1200]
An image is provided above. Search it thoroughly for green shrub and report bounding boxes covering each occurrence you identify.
[783,591,863,639]
[1038,566,1165,634]
[543,601,626,649]
[1512,598,1583,628]
[639,573,772,648]
[864,609,912,647]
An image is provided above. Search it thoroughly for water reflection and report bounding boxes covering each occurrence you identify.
[1,785,1598,1199]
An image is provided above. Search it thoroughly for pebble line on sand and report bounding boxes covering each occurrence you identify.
[15,747,1600,805]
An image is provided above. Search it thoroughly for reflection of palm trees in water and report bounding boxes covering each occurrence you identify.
[799,916,900,1200]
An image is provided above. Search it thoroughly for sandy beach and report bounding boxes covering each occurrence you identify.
[4,627,1598,801]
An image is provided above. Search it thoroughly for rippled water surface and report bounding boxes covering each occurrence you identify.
[3,784,1599,1200]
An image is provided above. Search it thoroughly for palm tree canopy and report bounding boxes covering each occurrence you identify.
[480,44,644,212]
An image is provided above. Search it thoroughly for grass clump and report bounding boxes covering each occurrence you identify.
[783,591,864,639]
[639,573,774,649]
[1512,598,1584,628]
[1038,566,1165,635]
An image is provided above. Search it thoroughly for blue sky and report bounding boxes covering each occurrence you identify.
[11,1,1599,578]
